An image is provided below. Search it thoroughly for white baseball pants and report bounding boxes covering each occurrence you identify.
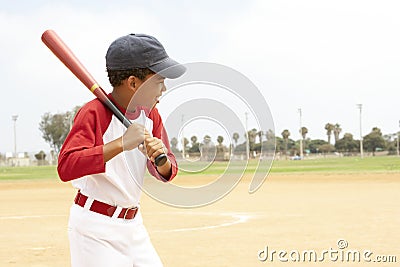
[67,204,163,267]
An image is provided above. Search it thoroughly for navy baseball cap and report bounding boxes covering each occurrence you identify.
[106,33,186,79]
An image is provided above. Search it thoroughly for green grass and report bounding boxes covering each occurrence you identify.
[270,156,400,174]
[0,156,399,181]
[0,166,58,181]
[177,155,400,175]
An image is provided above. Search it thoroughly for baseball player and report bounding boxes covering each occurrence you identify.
[57,33,185,266]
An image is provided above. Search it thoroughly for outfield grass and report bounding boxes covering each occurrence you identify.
[178,155,400,175]
[0,156,399,181]
[270,156,400,174]
[0,166,58,181]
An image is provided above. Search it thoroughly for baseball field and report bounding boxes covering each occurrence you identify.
[0,156,399,266]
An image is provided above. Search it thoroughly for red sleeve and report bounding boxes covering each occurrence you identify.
[146,108,178,182]
[57,99,112,182]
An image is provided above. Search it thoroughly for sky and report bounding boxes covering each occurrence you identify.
[1,0,400,155]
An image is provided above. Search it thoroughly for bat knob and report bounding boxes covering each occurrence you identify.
[154,154,168,166]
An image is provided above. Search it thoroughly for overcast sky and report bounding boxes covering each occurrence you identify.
[1,0,400,154]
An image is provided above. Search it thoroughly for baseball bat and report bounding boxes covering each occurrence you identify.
[41,29,167,166]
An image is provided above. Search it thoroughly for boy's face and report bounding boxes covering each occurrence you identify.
[129,73,166,110]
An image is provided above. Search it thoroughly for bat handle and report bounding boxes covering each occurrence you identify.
[154,154,168,166]
[101,97,167,166]
[139,142,168,166]
[124,121,168,167]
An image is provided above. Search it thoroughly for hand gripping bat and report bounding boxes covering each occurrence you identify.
[41,29,167,166]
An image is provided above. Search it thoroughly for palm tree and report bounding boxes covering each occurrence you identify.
[200,135,214,160]
[183,137,189,150]
[325,123,335,144]
[333,123,342,144]
[189,135,200,153]
[247,129,258,156]
[232,132,239,147]
[203,135,211,145]
[248,129,258,144]
[190,135,198,146]
[300,126,308,155]
[217,135,224,145]
[301,127,308,140]
[281,129,290,158]
[258,130,264,144]
[266,129,275,141]
[170,137,178,150]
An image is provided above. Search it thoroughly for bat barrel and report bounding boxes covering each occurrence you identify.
[41,30,99,91]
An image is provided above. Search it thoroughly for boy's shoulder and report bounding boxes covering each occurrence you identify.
[74,98,112,123]
[81,98,107,111]
[77,98,110,115]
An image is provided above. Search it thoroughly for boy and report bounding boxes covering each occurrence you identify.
[57,33,185,266]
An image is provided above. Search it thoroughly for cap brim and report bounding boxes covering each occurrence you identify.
[149,58,186,79]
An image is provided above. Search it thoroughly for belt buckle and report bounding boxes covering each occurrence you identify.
[123,206,138,219]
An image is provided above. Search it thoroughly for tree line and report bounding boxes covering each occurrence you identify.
[38,109,399,158]
[275,124,397,157]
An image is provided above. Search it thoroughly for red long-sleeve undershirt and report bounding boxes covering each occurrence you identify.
[57,97,178,182]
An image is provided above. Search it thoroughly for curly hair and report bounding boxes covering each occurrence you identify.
[107,68,155,87]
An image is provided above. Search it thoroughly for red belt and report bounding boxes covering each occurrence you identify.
[74,191,138,220]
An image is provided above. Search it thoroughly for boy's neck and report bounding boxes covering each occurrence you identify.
[111,87,133,110]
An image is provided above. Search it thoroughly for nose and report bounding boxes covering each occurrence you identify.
[161,82,166,92]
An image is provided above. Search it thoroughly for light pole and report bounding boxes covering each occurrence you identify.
[397,120,400,157]
[12,115,18,158]
[298,108,303,158]
[356,104,363,159]
[181,114,185,159]
[245,112,249,160]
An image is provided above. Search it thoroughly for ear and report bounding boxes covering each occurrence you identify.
[127,76,136,89]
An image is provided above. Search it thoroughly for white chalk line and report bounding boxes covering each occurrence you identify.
[0,212,256,233]
[153,212,255,233]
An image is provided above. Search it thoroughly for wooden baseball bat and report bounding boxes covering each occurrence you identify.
[41,29,167,166]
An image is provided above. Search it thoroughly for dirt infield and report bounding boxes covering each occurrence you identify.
[1,173,399,266]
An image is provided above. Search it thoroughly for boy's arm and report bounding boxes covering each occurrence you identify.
[57,102,110,182]
[103,137,123,163]
[146,108,178,182]
[103,122,147,162]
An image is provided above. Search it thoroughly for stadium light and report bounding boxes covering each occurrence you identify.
[245,112,249,160]
[397,120,400,156]
[298,108,303,158]
[12,115,18,158]
[356,104,363,159]
[181,114,185,159]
